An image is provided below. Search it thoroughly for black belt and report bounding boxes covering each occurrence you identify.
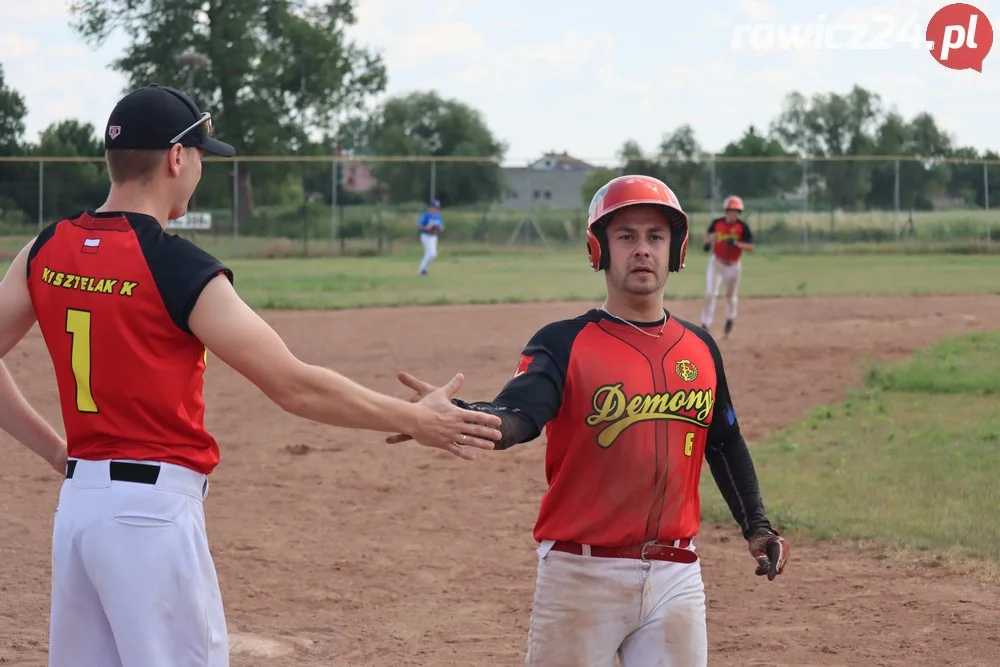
[65,460,161,485]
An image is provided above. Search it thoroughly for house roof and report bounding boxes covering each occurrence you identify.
[529,151,596,170]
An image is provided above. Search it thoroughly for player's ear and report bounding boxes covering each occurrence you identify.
[166,144,184,177]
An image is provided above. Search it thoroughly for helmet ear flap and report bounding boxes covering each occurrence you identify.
[670,229,689,272]
[586,226,609,271]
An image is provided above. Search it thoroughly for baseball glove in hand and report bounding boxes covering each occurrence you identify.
[702,241,711,252]
[725,238,739,247]
[747,527,789,581]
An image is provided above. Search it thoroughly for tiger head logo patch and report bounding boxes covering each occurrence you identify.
[675,359,698,382]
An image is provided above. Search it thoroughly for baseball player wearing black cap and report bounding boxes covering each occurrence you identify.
[0,84,502,666]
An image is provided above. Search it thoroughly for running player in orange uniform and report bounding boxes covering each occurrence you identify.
[0,83,501,667]
[387,175,788,666]
[700,195,754,338]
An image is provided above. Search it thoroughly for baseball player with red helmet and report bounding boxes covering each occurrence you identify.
[387,175,788,666]
[700,195,754,338]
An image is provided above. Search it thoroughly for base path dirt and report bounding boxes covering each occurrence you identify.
[2,294,1000,666]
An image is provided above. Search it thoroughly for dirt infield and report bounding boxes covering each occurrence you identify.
[3,294,1000,666]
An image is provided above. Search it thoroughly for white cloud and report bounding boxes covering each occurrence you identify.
[0,33,40,57]
[395,22,487,65]
[737,0,778,22]
[0,0,70,22]
[6,0,1000,163]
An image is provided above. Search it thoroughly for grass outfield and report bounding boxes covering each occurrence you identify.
[196,251,1000,309]
[699,330,1000,580]
[1,246,998,309]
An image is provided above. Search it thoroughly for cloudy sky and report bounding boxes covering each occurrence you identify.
[3,0,998,166]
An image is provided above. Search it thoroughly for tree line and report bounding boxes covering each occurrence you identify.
[0,0,997,227]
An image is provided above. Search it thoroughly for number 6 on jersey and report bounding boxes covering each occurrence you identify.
[66,308,98,413]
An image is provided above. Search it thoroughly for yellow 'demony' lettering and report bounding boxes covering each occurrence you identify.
[585,383,714,448]
[65,309,98,413]
[40,266,137,297]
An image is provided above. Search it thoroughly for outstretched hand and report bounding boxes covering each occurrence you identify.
[388,371,501,461]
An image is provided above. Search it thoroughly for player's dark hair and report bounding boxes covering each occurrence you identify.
[104,149,168,186]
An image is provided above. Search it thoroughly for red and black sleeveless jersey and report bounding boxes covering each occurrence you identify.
[25,210,233,475]
[708,216,753,263]
[484,309,759,547]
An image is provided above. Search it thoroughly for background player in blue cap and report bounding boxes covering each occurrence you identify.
[417,199,443,275]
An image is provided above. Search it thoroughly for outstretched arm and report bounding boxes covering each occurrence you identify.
[701,333,787,580]
[387,324,570,449]
[189,274,501,459]
[0,240,67,473]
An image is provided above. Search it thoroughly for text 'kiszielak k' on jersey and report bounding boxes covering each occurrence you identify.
[457,309,770,548]
[25,210,233,475]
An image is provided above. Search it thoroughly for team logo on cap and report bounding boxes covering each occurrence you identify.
[108,126,121,139]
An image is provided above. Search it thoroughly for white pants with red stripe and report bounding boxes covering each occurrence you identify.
[524,540,707,666]
[700,256,742,328]
[48,459,228,667]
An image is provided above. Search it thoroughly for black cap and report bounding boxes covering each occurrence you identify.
[104,84,236,157]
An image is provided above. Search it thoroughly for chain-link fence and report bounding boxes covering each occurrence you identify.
[0,155,996,255]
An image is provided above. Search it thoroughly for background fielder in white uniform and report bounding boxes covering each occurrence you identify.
[417,199,443,275]
[700,195,754,338]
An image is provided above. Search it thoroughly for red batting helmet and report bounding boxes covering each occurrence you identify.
[723,195,744,211]
[586,174,689,273]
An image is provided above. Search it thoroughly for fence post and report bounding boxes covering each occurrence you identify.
[893,158,900,242]
[232,160,239,237]
[331,155,338,246]
[38,160,44,230]
[800,157,809,247]
[429,160,436,202]
[985,162,991,248]
[709,155,717,217]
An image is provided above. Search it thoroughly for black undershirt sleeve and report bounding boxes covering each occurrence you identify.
[692,326,773,539]
[132,218,234,334]
[452,320,576,450]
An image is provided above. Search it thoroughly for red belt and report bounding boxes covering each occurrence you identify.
[551,538,697,564]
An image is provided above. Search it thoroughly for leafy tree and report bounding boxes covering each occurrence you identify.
[0,64,32,223]
[868,111,953,210]
[361,91,507,206]
[617,125,708,209]
[770,85,882,209]
[716,125,800,199]
[31,121,107,221]
[67,0,387,222]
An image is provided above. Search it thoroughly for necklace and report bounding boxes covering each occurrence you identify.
[600,304,667,338]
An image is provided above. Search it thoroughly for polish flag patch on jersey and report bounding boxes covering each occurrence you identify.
[81,238,101,254]
[513,353,534,378]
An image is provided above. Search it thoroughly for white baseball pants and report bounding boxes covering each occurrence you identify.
[48,459,229,667]
[419,232,438,273]
[700,257,742,328]
[524,541,707,666]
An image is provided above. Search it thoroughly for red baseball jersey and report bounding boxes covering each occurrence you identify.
[708,217,753,263]
[26,210,233,475]
[484,310,755,547]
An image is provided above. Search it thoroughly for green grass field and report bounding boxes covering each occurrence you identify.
[699,330,1000,580]
[223,251,1000,310]
[2,240,998,309]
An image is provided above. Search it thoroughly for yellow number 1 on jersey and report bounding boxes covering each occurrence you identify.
[65,308,98,413]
